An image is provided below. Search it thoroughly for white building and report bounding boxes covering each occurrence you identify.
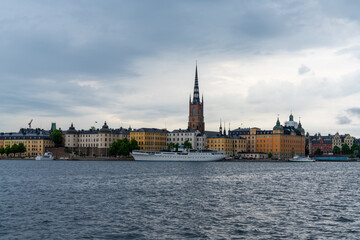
[64,122,130,156]
[167,129,206,150]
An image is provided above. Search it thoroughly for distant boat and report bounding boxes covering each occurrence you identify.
[289,155,315,162]
[131,149,226,162]
[35,152,54,161]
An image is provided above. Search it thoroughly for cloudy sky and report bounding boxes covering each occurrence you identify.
[1,0,360,136]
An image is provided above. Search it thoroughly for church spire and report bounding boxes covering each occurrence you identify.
[192,63,200,104]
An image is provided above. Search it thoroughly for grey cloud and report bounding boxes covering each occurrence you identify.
[347,108,360,116]
[336,116,351,125]
[2,0,360,130]
[298,65,311,75]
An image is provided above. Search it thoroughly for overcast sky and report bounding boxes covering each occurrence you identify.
[1,0,360,136]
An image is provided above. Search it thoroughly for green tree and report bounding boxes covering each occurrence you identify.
[333,146,341,154]
[167,142,176,150]
[0,147,5,156]
[11,144,19,157]
[129,139,139,151]
[109,141,119,156]
[351,143,360,154]
[268,152,273,158]
[314,148,323,155]
[341,143,351,154]
[183,140,192,149]
[5,146,11,156]
[109,138,139,157]
[18,143,26,155]
[51,129,63,146]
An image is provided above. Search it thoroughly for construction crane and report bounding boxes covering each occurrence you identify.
[28,119,33,128]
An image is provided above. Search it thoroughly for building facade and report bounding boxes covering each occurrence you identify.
[167,129,206,150]
[332,132,354,150]
[64,122,130,156]
[188,64,205,133]
[0,128,55,157]
[309,135,333,155]
[229,114,306,159]
[130,128,168,151]
[207,124,247,156]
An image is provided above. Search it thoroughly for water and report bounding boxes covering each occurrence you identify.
[1,160,359,239]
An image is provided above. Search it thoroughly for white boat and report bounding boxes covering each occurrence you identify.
[131,149,226,162]
[289,155,315,162]
[35,152,54,161]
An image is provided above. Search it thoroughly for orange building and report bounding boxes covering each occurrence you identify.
[230,116,305,159]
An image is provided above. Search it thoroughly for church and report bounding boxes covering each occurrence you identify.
[188,64,205,133]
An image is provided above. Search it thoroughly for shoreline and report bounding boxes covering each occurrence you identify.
[1,157,359,162]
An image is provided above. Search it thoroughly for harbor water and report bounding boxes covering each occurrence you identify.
[1,160,359,239]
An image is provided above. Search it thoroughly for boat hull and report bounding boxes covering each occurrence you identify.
[131,151,225,162]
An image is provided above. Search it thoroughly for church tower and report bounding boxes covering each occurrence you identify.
[188,64,205,133]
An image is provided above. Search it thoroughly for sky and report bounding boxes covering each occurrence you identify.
[1,0,360,136]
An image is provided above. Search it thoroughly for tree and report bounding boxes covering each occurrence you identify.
[183,140,192,149]
[5,146,11,156]
[129,139,139,151]
[305,146,309,156]
[18,143,26,156]
[333,146,341,154]
[167,142,176,150]
[0,147,5,156]
[109,138,139,157]
[11,144,19,157]
[314,148,323,156]
[351,143,360,154]
[268,152,273,158]
[341,143,351,154]
[109,141,119,156]
[51,129,63,146]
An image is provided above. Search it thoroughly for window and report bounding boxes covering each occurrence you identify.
[192,107,196,116]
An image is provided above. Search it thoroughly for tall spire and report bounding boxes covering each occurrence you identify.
[219,119,222,134]
[193,62,200,104]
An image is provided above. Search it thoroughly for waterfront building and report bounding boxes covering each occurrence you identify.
[309,135,333,155]
[188,64,205,133]
[332,132,354,150]
[167,129,206,150]
[230,114,306,159]
[130,128,168,151]
[0,128,55,157]
[207,123,247,156]
[64,122,130,156]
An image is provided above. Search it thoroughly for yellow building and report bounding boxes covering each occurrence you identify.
[130,128,168,151]
[207,135,247,156]
[0,128,55,157]
[230,117,306,159]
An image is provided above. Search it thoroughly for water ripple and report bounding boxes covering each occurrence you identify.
[0,161,359,239]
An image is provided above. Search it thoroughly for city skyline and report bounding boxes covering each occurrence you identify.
[1,1,360,136]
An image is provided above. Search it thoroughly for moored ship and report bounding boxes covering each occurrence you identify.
[131,149,226,162]
[35,152,54,161]
[288,155,315,162]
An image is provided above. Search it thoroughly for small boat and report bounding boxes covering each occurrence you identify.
[289,155,315,162]
[35,152,54,161]
[131,149,226,162]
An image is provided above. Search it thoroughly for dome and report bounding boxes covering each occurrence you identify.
[273,118,283,131]
[67,123,77,134]
[100,121,111,133]
[297,121,305,133]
